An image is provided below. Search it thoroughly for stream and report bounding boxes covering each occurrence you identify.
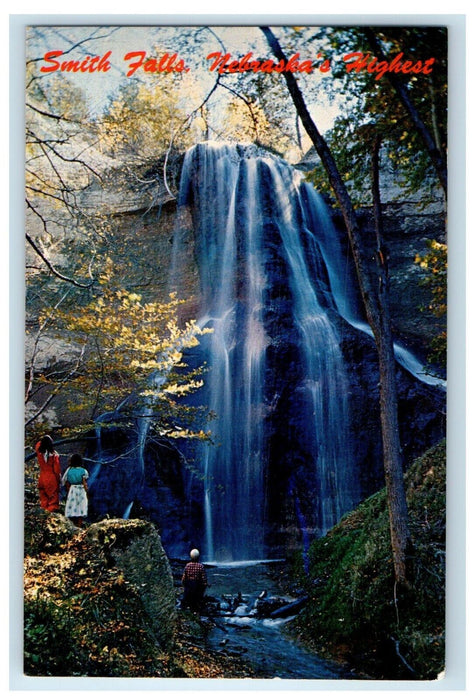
[198,560,354,680]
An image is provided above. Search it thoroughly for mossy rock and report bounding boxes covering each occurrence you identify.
[293,440,446,680]
[86,518,177,648]
[24,508,77,556]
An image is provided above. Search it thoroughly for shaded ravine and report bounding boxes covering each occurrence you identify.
[199,561,354,679]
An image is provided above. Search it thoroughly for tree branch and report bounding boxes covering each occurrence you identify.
[25,345,86,427]
[25,230,94,289]
[25,289,71,404]
[363,28,447,197]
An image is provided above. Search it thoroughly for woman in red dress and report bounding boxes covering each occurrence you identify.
[35,435,61,512]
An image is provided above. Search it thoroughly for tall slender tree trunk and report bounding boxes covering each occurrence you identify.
[372,134,410,584]
[261,26,411,583]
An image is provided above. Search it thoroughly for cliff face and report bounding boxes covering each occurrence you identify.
[25,148,446,560]
[26,148,445,380]
[358,194,445,352]
[90,151,445,353]
[82,147,445,559]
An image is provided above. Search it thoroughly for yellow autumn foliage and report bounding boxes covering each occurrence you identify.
[40,265,212,436]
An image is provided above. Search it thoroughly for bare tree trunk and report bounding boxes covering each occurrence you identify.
[372,135,410,584]
[261,26,410,583]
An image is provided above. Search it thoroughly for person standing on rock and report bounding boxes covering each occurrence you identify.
[181,548,208,611]
[61,453,89,528]
[35,435,61,513]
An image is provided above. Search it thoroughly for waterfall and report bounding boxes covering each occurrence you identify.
[86,141,443,561]
[173,143,360,562]
[87,374,164,521]
[176,145,269,562]
[300,182,446,389]
[267,162,356,531]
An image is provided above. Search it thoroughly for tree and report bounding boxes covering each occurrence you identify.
[261,26,411,585]
[97,78,194,160]
[33,259,211,439]
[363,27,447,197]
[24,34,212,451]
[302,26,447,206]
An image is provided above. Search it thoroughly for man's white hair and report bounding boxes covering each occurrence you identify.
[190,549,200,561]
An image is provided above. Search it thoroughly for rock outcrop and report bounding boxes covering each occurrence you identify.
[24,513,177,653]
[24,508,78,555]
[86,519,177,649]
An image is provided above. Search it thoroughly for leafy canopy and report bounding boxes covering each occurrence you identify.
[38,259,212,440]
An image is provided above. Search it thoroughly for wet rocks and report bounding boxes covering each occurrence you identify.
[255,596,293,619]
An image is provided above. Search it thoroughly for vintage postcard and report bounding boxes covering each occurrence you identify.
[14,15,465,690]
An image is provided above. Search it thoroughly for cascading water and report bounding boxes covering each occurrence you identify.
[173,143,360,562]
[88,141,444,562]
[300,180,446,389]
[266,161,356,532]
[174,145,269,562]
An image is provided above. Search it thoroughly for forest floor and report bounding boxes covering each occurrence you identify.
[23,502,257,679]
[22,440,446,681]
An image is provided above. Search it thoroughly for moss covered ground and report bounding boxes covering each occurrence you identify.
[290,440,446,680]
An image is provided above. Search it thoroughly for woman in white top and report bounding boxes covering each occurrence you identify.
[62,453,89,527]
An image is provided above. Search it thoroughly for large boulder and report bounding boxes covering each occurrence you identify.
[86,518,176,648]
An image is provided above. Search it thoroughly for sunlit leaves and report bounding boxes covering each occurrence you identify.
[415,239,447,366]
[38,259,212,436]
[97,79,193,161]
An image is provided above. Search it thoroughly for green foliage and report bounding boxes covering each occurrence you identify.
[301,490,393,641]
[303,26,447,204]
[415,240,447,367]
[24,595,83,676]
[294,441,446,680]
